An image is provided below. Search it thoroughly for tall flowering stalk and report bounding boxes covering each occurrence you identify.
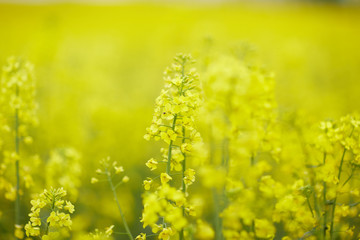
[268,113,360,239]
[140,54,202,239]
[91,157,133,240]
[200,53,280,239]
[0,57,37,239]
[315,115,360,239]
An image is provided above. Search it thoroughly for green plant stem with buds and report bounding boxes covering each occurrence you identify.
[179,60,186,240]
[329,147,346,240]
[166,115,178,174]
[105,168,134,240]
[180,127,186,240]
[322,152,327,240]
[15,85,21,239]
[329,126,354,239]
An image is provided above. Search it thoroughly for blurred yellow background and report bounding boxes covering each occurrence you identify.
[0,1,359,238]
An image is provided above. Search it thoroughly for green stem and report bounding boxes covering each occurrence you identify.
[213,189,223,240]
[179,60,187,240]
[180,128,186,240]
[106,169,134,240]
[252,220,258,240]
[330,147,347,240]
[322,152,327,240]
[306,196,315,218]
[166,115,178,174]
[14,85,20,239]
[342,168,355,187]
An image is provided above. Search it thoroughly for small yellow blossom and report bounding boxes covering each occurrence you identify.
[135,233,146,240]
[145,158,158,171]
[91,177,99,184]
[160,173,172,184]
[122,175,130,183]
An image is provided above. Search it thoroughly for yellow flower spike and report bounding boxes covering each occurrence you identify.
[25,188,74,238]
[160,173,172,184]
[143,54,202,238]
[1,58,38,233]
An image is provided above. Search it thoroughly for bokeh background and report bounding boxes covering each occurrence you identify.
[0,0,360,238]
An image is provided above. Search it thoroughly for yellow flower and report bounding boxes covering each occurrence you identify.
[64,201,75,214]
[160,129,177,144]
[91,177,99,184]
[30,198,46,211]
[184,168,195,185]
[105,225,114,236]
[160,173,172,184]
[158,227,174,240]
[195,220,215,240]
[145,158,158,171]
[122,175,130,183]
[55,199,64,209]
[25,222,40,237]
[135,233,146,240]
[14,224,24,239]
[254,219,275,239]
[180,143,192,154]
[114,165,124,174]
[47,211,59,225]
[143,178,152,191]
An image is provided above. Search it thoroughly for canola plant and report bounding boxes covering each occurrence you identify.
[0,2,360,240]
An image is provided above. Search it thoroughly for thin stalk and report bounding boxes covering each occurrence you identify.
[342,168,354,187]
[305,196,314,218]
[180,127,186,240]
[213,189,223,240]
[15,85,20,239]
[252,220,258,240]
[106,169,134,240]
[329,147,347,240]
[179,60,186,240]
[322,152,327,240]
[166,115,178,174]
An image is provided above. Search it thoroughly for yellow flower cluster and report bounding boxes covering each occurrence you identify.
[0,57,37,199]
[0,57,38,238]
[198,52,279,239]
[2,46,360,240]
[89,225,115,239]
[24,187,74,239]
[0,56,37,131]
[140,54,204,239]
[45,148,82,201]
